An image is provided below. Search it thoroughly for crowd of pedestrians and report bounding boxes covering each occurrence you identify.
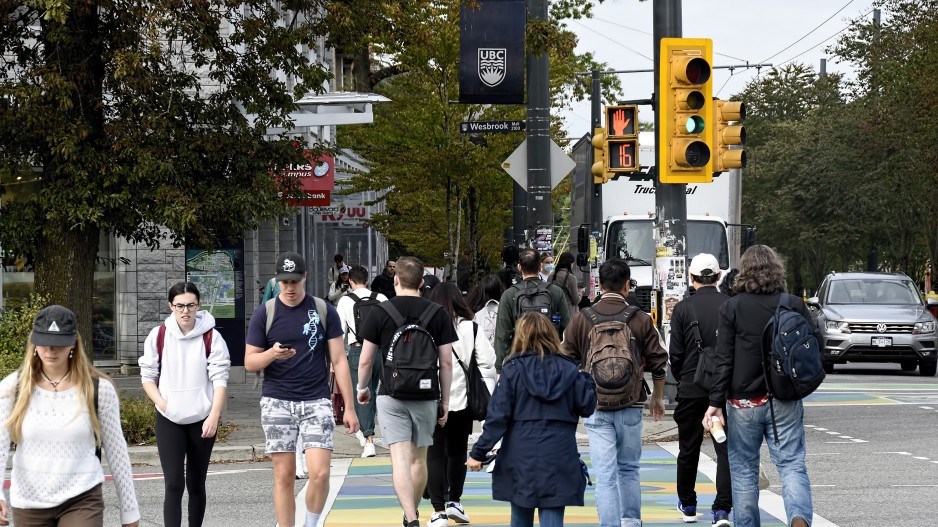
[0,243,820,527]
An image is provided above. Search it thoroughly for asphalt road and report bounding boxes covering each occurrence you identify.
[89,362,936,527]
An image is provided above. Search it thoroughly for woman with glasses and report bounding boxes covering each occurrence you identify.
[139,282,231,527]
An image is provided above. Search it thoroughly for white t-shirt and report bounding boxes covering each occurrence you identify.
[337,287,388,346]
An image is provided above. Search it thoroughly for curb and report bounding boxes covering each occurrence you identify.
[126,444,268,466]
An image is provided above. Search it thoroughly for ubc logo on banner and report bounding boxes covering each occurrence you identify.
[478,48,506,87]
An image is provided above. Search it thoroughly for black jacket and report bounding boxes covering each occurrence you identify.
[669,286,729,399]
[709,291,822,407]
[370,271,396,299]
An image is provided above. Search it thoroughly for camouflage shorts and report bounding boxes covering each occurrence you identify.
[260,396,334,454]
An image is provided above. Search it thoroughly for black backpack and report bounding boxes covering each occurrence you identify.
[347,291,382,339]
[379,301,443,400]
[513,280,556,321]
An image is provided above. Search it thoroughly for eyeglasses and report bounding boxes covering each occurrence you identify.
[171,303,199,312]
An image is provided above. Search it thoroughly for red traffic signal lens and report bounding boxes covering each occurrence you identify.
[684,58,711,84]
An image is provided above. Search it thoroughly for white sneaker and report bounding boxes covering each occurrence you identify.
[427,511,448,527]
[361,442,376,458]
[446,502,470,524]
[356,430,367,447]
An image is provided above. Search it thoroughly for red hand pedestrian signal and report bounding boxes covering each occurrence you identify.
[611,109,632,136]
[600,105,640,177]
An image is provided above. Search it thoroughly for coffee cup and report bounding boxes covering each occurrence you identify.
[710,417,726,443]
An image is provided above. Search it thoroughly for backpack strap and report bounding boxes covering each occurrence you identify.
[418,303,442,329]
[203,330,213,358]
[584,304,639,326]
[93,377,101,460]
[370,291,379,302]
[379,300,407,328]
[348,292,361,303]
[686,302,703,347]
[266,296,329,338]
[264,298,277,337]
[157,324,167,362]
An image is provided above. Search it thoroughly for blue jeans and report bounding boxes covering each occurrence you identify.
[510,504,565,527]
[727,399,813,527]
[584,407,643,527]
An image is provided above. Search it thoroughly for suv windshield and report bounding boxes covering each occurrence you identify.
[825,278,922,305]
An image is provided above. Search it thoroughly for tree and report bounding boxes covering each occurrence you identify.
[341,0,620,284]
[0,1,347,345]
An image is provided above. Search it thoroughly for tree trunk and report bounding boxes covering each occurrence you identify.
[34,224,99,353]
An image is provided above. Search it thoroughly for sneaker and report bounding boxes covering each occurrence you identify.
[361,442,376,458]
[427,511,448,527]
[678,501,698,523]
[403,514,419,527]
[790,517,809,527]
[446,502,470,524]
[712,509,731,527]
[356,430,367,447]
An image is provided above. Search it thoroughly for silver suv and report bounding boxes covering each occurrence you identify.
[807,272,938,376]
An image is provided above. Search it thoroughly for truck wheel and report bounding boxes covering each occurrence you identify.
[900,361,918,372]
[920,362,937,377]
[823,362,834,374]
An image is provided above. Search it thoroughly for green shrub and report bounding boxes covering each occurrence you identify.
[119,391,157,445]
[0,295,47,380]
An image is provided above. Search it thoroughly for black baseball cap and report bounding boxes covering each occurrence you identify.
[276,252,307,282]
[31,305,78,347]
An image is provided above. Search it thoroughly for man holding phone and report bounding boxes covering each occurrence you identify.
[245,252,359,527]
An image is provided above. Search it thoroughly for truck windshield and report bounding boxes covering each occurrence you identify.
[606,219,729,268]
[687,221,730,269]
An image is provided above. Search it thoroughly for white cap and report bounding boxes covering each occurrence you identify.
[689,253,720,278]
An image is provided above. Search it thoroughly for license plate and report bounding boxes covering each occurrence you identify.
[872,337,892,347]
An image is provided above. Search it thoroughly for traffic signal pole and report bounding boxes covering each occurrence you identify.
[526,0,552,232]
[590,70,602,235]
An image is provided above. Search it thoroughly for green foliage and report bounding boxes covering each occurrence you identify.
[0,295,48,380]
[119,391,157,446]
[736,0,938,292]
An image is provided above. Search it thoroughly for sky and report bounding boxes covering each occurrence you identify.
[560,0,878,138]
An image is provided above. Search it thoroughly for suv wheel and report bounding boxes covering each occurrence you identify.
[900,361,918,372]
[823,362,835,374]
[920,361,937,377]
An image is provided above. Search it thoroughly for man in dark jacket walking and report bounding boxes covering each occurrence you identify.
[703,245,821,527]
[493,248,571,371]
[371,259,397,299]
[669,253,732,526]
[561,258,668,527]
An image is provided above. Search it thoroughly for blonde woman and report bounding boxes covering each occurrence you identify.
[0,305,139,526]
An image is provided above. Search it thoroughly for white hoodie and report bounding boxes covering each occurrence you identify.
[448,317,497,413]
[139,311,231,425]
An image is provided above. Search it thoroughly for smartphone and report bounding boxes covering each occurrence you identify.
[281,343,293,350]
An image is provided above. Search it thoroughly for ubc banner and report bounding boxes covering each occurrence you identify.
[459,0,525,104]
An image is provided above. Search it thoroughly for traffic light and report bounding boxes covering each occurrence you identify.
[658,38,714,183]
[591,127,609,184]
[604,105,640,178]
[713,99,746,174]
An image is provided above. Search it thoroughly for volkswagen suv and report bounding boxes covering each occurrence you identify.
[807,272,938,376]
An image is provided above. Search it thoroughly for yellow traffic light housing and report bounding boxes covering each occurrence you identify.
[591,127,608,184]
[713,99,747,174]
[658,38,714,183]
[604,105,640,178]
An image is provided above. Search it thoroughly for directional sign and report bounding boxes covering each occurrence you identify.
[501,139,576,190]
[460,120,526,134]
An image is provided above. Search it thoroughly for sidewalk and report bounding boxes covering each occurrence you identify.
[114,375,680,466]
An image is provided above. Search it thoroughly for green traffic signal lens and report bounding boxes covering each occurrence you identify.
[685,115,705,134]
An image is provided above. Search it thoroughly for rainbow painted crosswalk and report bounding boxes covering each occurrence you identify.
[324,444,787,526]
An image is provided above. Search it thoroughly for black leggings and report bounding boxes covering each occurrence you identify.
[427,408,474,511]
[156,412,216,527]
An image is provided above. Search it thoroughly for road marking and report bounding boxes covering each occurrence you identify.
[921,406,934,410]
[293,458,352,527]
[913,457,930,460]
[826,431,841,435]
[659,442,841,526]
[838,436,853,439]
[103,467,273,482]
[892,484,938,487]
[806,452,843,456]
[874,451,911,455]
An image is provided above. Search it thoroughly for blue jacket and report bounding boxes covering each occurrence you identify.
[470,353,596,508]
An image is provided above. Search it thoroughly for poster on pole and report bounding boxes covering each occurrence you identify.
[459,0,525,104]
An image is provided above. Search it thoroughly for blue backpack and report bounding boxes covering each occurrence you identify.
[761,293,825,401]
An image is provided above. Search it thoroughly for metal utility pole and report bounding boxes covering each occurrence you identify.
[526,0,552,234]
[653,0,688,274]
[513,182,526,246]
[590,70,603,235]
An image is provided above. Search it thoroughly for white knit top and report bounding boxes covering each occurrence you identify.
[0,373,140,524]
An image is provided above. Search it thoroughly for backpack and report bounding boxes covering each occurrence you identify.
[582,305,646,411]
[347,291,382,340]
[156,325,212,387]
[513,280,557,322]
[379,301,443,400]
[761,293,825,401]
[687,303,716,392]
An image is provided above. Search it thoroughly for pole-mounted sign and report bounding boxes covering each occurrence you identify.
[459,0,525,104]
